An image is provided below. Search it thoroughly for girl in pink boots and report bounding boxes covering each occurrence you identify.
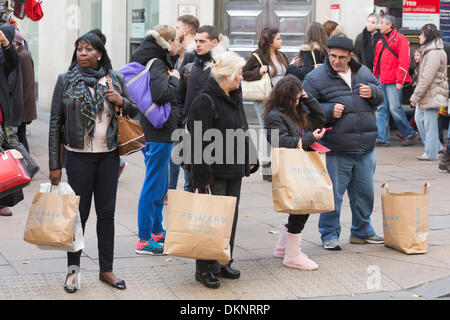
[264,75,326,270]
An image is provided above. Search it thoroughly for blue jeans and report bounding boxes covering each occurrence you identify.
[138,142,172,239]
[319,151,377,242]
[253,101,271,165]
[168,145,180,190]
[376,83,415,143]
[414,107,442,158]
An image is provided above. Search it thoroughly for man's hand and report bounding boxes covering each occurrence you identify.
[411,101,417,108]
[396,83,403,90]
[333,103,345,119]
[49,169,62,186]
[359,84,373,99]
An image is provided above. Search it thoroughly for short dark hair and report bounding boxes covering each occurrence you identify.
[196,25,219,41]
[70,32,112,71]
[177,15,200,36]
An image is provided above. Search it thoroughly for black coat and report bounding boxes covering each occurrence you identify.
[177,53,213,126]
[187,78,259,188]
[286,44,327,81]
[8,63,23,127]
[302,57,384,155]
[0,25,19,131]
[264,95,326,149]
[130,33,179,143]
[48,70,137,170]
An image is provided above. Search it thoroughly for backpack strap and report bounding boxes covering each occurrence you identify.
[199,93,219,120]
[380,35,399,59]
[126,58,158,87]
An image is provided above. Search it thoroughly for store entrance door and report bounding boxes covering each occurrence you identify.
[216,0,314,59]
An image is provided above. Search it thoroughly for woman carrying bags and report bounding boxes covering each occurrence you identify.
[242,26,289,182]
[410,24,448,161]
[48,32,138,293]
[188,51,259,289]
[264,74,326,270]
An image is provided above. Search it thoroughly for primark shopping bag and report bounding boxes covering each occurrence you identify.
[271,146,334,214]
[24,183,80,248]
[381,183,430,254]
[164,189,237,264]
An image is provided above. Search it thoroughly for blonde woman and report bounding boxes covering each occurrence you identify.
[187,51,259,289]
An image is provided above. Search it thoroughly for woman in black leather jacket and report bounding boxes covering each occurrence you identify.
[264,75,326,271]
[48,32,137,293]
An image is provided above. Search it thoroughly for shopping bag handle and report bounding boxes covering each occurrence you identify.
[194,187,212,195]
[381,183,390,194]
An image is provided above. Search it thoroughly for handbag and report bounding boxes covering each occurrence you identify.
[241,53,272,101]
[164,189,237,264]
[24,184,80,248]
[0,148,31,199]
[106,75,145,156]
[35,183,85,253]
[271,144,335,215]
[381,183,429,254]
[118,59,171,129]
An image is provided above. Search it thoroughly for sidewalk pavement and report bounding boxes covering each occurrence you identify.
[0,109,449,301]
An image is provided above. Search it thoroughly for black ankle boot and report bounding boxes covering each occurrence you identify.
[195,272,220,289]
[219,265,241,279]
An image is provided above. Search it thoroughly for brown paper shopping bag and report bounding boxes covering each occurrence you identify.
[24,187,80,247]
[271,147,334,214]
[381,183,430,254]
[164,189,237,264]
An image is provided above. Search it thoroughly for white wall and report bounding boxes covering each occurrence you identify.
[316,0,374,41]
[159,0,214,27]
[102,0,127,70]
[38,0,79,110]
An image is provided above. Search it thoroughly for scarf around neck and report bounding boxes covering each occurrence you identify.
[68,64,107,137]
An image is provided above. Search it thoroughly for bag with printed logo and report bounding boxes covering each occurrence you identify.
[164,189,237,264]
[381,183,429,254]
[24,183,80,248]
[271,146,334,215]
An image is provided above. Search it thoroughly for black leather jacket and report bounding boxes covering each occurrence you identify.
[48,70,137,170]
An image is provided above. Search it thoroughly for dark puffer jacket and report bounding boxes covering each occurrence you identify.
[302,57,384,155]
[130,30,179,143]
[187,77,259,188]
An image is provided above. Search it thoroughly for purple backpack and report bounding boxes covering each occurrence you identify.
[118,59,171,129]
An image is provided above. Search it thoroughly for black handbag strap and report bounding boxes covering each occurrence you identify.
[380,35,399,59]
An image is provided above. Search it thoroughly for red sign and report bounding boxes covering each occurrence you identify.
[331,4,340,10]
[403,0,440,14]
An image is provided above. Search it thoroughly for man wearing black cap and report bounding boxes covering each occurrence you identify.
[303,35,385,251]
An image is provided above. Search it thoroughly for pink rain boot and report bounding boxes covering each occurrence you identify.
[273,224,288,258]
[283,232,318,270]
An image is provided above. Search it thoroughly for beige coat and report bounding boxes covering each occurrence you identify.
[410,38,449,110]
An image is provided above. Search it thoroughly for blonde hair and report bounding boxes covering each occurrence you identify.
[154,25,176,42]
[209,51,245,83]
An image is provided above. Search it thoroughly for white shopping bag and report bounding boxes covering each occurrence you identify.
[36,183,85,252]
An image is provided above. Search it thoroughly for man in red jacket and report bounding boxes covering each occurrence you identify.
[373,15,417,146]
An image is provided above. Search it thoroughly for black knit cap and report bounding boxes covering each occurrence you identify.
[327,36,354,52]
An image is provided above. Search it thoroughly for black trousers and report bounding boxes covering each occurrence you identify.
[65,149,119,272]
[287,214,310,234]
[17,123,29,152]
[196,177,242,274]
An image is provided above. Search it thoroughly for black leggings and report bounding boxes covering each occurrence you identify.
[286,214,310,234]
[65,149,119,272]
